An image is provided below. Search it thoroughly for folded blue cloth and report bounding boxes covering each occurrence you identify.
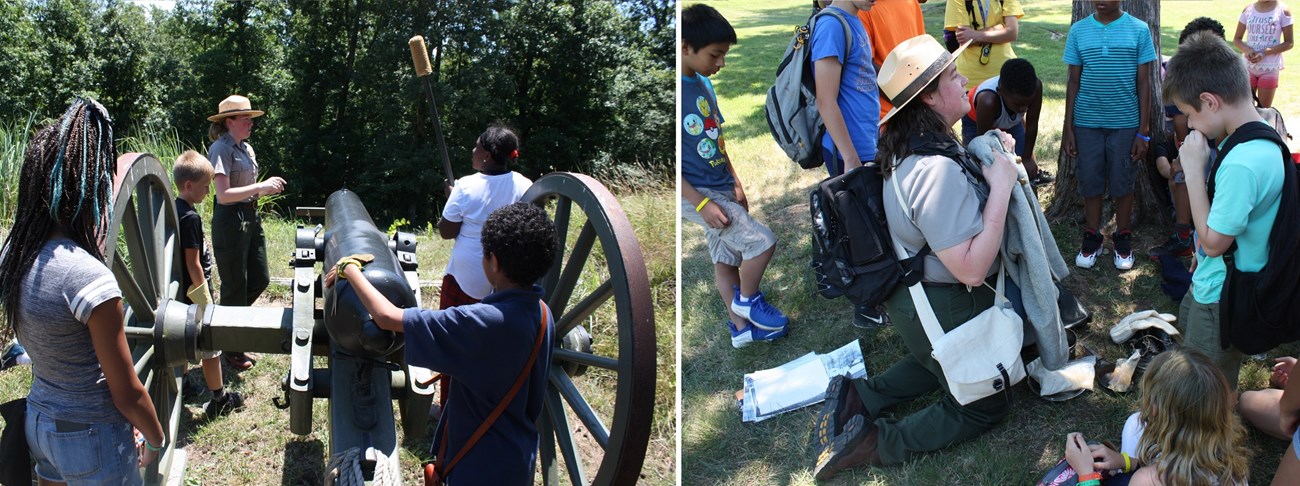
[1158,254,1191,302]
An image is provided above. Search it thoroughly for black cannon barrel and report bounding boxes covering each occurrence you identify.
[322,189,415,359]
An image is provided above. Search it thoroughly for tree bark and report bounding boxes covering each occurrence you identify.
[1046,0,1170,228]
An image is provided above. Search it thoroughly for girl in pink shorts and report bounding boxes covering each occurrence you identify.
[1234,0,1294,107]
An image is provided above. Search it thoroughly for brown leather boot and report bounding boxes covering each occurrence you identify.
[813,414,881,480]
[811,375,868,450]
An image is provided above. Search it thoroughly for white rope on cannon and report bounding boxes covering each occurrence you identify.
[325,446,401,486]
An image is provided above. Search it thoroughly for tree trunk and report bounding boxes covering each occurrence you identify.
[1046,0,1170,229]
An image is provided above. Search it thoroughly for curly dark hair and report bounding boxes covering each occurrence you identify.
[1180,17,1226,44]
[481,202,557,287]
[999,58,1038,98]
[1,98,117,335]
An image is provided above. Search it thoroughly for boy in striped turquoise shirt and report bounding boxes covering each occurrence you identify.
[1062,0,1157,271]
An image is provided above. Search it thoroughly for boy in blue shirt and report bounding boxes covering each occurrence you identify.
[1062,0,1157,271]
[327,202,557,484]
[813,0,880,178]
[681,4,790,348]
[1165,32,1286,387]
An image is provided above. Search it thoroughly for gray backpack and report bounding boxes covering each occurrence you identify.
[765,8,853,170]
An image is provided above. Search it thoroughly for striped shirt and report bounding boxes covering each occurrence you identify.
[1064,12,1157,129]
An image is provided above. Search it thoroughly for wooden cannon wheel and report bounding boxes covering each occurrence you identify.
[105,153,187,484]
[523,173,657,486]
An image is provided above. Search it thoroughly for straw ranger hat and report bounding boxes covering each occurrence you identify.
[878,35,972,125]
[207,95,265,122]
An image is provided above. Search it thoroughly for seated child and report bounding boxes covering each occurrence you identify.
[1063,349,1249,486]
[173,150,244,417]
[326,202,556,484]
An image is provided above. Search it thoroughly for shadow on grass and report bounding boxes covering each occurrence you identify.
[282,439,325,486]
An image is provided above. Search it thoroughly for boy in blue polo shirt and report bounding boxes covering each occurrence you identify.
[812,0,880,178]
[1165,32,1286,386]
[1062,0,1157,271]
[680,4,790,348]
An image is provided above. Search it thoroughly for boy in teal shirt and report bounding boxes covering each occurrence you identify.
[1165,32,1286,386]
[1062,0,1157,271]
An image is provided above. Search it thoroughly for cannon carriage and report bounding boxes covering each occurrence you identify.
[109,152,656,485]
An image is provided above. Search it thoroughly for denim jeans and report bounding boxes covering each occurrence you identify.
[26,407,141,485]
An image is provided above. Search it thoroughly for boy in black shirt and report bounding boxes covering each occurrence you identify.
[174,150,243,417]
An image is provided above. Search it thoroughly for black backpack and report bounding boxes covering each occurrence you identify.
[810,164,927,307]
[1207,121,1300,354]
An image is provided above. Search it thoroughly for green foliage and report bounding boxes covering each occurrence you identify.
[0,0,672,227]
[387,217,410,236]
[0,116,34,227]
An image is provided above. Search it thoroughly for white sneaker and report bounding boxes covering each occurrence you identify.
[1075,251,1098,269]
[1114,251,1135,271]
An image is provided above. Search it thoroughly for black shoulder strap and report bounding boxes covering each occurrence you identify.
[966,0,981,30]
[1207,121,1289,202]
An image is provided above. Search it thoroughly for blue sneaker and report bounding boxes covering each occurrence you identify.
[729,320,787,349]
[730,289,790,331]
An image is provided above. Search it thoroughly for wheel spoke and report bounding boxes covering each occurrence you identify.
[113,252,155,324]
[121,200,158,305]
[133,345,155,376]
[547,221,596,317]
[137,182,164,300]
[145,185,169,300]
[542,196,572,294]
[553,348,618,371]
[545,385,588,485]
[550,367,610,449]
[555,279,613,338]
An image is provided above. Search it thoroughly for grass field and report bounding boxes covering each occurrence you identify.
[681,1,1300,485]
[0,123,677,483]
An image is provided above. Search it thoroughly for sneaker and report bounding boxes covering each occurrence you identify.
[728,320,787,349]
[204,391,245,418]
[1030,170,1055,185]
[1,340,26,371]
[1075,229,1104,269]
[852,303,890,329]
[730,289,789,331]
[1148,232,1193,259]
[1113,230,1135,270]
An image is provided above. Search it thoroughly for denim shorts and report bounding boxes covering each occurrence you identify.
[1074,125,1138,198]
[25,407,141,485]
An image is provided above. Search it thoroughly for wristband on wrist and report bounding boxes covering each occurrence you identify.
[1135,132,1150,142]
[1077,480,1100,486]
[337,261,356,280]
[144,437,164,452]
[695,197,711,212]
[1122,452,1133,473]
[1079,472,1103,482]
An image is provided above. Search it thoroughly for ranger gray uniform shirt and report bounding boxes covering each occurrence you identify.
[208,133,258,204]
[884,154,1000,284]
[17,238,125,423]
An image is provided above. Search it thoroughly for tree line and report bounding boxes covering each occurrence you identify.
[0,0,675,224]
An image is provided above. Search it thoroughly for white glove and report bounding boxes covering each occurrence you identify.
[1110,310,1177,343]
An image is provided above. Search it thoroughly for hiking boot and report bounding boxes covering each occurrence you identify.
[852,303,890,329]
[1075,229,1104,269]
[1148,232,1193,259]
[1113,230,1135,271]
[812,375,868,450]
[728,320,786,349]
[1,340,27,371]
[813,415,881,480]
[204,391,245,418]
[730,289,789,331]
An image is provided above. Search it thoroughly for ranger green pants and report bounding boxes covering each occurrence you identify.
[854,282,1014,465]
[211,203,269,307]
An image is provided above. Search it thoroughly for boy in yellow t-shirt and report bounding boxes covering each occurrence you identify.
[944,0,1025,89]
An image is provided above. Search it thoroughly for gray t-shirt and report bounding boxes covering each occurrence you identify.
[207,132,259,203]
[17,238,125,423]
[884,154,999,284]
